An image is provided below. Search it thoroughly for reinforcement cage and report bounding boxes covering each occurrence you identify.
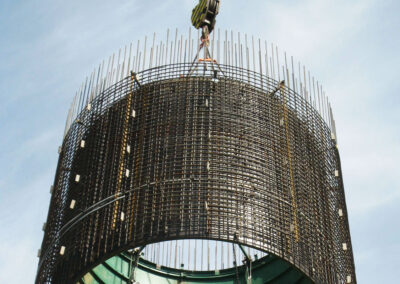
[37,62,356,284]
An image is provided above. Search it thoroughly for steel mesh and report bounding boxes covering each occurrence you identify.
[36,63,356,284]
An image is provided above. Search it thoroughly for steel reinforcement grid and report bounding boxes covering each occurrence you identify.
[36,62,356,284]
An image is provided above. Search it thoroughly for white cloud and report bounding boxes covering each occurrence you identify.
[0,239,38,284]
[0,168,53,283]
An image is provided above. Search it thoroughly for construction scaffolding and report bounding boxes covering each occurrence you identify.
[36,30,356,284]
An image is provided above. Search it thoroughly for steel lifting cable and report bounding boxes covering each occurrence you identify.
[128,250,134,281]
[187,30,225,78]
[129,246,145,282]
[112,72,136,229]
[280,82,299,242]
[232,243,240,284]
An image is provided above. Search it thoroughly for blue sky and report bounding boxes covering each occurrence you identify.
[0,0,399,283]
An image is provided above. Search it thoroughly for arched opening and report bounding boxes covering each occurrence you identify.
[80,239,312,284]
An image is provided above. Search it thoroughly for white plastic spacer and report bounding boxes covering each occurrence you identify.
[86,104,91,111]
[60,246,66,255]
[126,145,131,154]
[75,174,81,182]
[207,161,210,171]
[80,140,86,148]
[132,109,136,117]
[125,169,130,177]
[205,98,209,107]
[121,212,125,221]
[335,170,339,177]
[70,200,76,209]
[342,243,347,251]
[346,275,352,283]
[338,209,343,217]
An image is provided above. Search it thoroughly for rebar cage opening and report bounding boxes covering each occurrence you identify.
[133,240,268,271]
[80,239,314,284]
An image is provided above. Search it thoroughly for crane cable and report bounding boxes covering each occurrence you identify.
[188,0,224,77]
[232,243,240,284]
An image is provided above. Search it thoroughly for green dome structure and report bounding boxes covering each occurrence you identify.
[81,250,312,284]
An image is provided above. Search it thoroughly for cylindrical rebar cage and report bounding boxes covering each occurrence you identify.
[37,53,356,283]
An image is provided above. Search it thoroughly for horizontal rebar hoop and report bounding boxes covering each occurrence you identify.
[62,29,338,142]
[37,63,355,284]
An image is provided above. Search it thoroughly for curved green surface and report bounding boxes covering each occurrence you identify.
[80,252,313,284]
